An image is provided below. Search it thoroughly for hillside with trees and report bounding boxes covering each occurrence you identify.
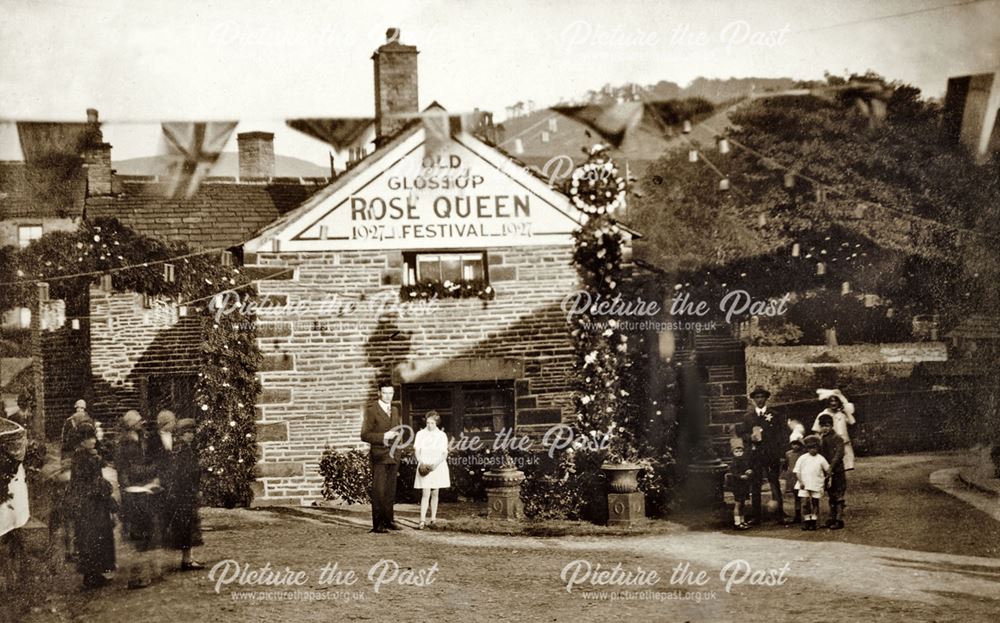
[625,74,1000,344]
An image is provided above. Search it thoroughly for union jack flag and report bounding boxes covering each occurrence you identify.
[160,121,237,198]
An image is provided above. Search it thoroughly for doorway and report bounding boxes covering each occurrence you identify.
[402,381,514,439]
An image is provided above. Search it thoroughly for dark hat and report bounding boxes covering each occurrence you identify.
[803,434,821,448]
[77,421,97,440]
[749,386,770,399]
[817,413,834,426]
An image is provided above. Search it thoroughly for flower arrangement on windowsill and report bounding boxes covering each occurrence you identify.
[400,278,496,301]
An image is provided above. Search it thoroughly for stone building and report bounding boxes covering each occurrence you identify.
[239,30,637,504]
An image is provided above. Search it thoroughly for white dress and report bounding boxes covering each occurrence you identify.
[413,428,450,489]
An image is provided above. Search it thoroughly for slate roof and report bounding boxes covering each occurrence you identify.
[945,314,1000,340]
[85,177,329,250]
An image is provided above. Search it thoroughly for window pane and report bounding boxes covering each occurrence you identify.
[18,225,42,248]
[462,256,484,280]
[414,251,487,283]
[440,256,462,282]
[416,256,440,281]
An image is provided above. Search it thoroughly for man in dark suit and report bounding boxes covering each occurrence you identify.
[737,386,790,524]
[360,380,402,533]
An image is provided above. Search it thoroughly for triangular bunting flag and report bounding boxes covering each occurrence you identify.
[286,117,375,152]
[551,101,644,148]
[16,121,101,163]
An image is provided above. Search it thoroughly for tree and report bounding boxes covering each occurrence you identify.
[627,73,1000,340]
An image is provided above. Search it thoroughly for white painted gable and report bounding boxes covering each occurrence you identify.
[244,127,586,252]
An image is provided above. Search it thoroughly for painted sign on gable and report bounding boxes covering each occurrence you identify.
[247,129,584,252]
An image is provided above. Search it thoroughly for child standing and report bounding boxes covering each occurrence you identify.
[413,411,450,529]
[783,438,805,523]
[793,435,830,531]
[818,413,847,530]
[68,422,117,588]
[164,418,204,570]
[729,436,753,530]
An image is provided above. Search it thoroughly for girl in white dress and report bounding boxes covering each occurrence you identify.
[812,389,857,470]
[413,412,450,529]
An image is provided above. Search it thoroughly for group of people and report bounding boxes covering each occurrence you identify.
[730,386,856,531]
[360,380,451,532]
[59,401,203,589]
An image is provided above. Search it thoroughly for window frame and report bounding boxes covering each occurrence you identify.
[403,249,489,285]
[17,224,43,249]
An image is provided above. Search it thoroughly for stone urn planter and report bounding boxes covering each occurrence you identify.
[483,456,525,521]
[601,462,645,526]
[601,462,642,493]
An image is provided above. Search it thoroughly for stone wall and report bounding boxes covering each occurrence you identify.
[774,388,982,455]
[246,244,582,505]
[88,287,202,423]
[746,342,948,403]
[39,307,91,439]
[0,218,80,250]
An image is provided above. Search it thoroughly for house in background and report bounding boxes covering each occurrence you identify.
[0,113,331,438]
[942,70,1000,163]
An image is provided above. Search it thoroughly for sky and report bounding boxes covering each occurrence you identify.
[1,0,998,164]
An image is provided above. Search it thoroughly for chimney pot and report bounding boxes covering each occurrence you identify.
[386,27,399,42]
[238,132,275,179]
[86,108,99,123]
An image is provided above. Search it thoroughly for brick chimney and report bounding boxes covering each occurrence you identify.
[238,132,275,179]
[82,108,113,196]
[373,27,419,143]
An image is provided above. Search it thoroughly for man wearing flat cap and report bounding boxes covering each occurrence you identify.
[736,386,789,524]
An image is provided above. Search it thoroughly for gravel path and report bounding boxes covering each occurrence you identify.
[12,452,1000,623]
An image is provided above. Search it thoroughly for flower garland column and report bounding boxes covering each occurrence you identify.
[566,147,645,525]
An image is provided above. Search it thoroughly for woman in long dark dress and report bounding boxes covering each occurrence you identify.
[164,418,203,570]
[114,410,161,588]
[69,422,116,588]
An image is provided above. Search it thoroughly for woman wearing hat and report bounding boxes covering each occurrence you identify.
[812,389,857,470]
[68,422,117,588]
[163,418,204,570]
[114,410,161,588]
[61,399,93,460]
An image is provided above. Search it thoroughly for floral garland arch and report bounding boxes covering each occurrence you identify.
[568,146,627,215]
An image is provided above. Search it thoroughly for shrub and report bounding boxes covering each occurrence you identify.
[521,448,605,521]
[446,446,515,502]
[319,448,372,505]
[637,454,678,517]
[394,446,420,504]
